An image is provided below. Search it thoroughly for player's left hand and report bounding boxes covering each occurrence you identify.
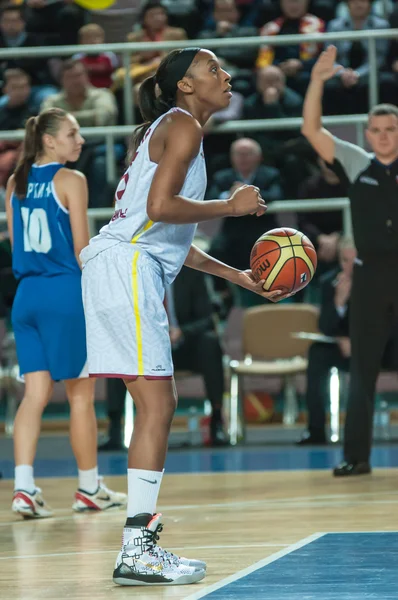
[235,270,295,302]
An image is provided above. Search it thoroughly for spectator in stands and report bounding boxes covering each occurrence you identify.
[244,65,303,122]
[325,0,391,113]
[297,236,356,445]
[0,5,57,111]
[202,0,261,27]
[382,28,398,105]
[199,0,258,70]
[41,59,118,207]
[41,59,117,127]
[99,266,229,450]
[390,1,398,27]
[207,138,284,306]
[73,24,119,89]
[298,157,345,266]
[24,0,86,45]
[0,69,35,189]
[336,0,393,21]
[256,0,325,95]
[243,65,312,198]
[161,0,202,37]
[112,1,187,93]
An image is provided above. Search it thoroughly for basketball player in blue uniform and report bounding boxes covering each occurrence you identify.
[5,107,126,518]
[81,48,291,586]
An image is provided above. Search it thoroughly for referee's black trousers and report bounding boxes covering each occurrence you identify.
[344,259,398,463]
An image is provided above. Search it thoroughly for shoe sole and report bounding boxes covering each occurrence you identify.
[333,470,371,477]
[12,505,53,519]
[72,501,126,513]
[185,561,207,570]
[113,569,206,586]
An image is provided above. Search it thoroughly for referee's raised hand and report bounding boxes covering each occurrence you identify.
[311,46,343,82]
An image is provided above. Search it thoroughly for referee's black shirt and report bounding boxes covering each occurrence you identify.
[331,137,398,259]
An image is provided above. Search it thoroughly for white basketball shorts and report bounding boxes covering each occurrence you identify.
[81,243,173,379]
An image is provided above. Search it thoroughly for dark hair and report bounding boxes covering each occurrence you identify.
[4,68,30,85]
[0,5,25,19]
[140,1,167,23]
[368,103,398,120]
[13,108,68,198]
[129,48,200,158]
[61,58,85,77]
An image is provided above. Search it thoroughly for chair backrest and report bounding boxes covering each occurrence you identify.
[243,303,320,360]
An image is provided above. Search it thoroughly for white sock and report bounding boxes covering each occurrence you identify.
[78,467,98,494]
[126,468,164,520]
[14,465,35,493]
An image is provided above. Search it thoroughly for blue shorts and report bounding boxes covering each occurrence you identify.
[12,274,87,381]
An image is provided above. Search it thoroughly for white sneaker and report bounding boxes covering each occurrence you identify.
[72,478,127,512]
[113,513,206,586]
[12,488,53,519]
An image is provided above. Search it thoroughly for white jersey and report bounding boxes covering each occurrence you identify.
[83,107,207,284]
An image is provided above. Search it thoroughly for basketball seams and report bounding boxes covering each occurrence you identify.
[251,228,317,294]
[287,232,296,294]
[261,246,293,291]
[251,247,281,270]
[293,245,316,279]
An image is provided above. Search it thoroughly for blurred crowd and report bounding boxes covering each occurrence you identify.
[0,0,396,278]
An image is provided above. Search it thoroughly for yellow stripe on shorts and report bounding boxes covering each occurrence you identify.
[132,251,144,375]
[130,220,154,375]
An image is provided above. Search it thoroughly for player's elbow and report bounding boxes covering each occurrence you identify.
[147,198,165,223]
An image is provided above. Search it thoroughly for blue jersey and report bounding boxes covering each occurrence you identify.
[12,163,80,280]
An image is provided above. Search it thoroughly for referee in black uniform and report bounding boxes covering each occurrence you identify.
[302,45,398,476]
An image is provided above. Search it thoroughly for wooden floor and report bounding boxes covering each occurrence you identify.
[0,469,397,599]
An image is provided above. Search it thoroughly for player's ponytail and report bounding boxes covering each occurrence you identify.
[128,74,170,158]
[14,116,40,198]
[13,108,67,198]
[128,47,201,159]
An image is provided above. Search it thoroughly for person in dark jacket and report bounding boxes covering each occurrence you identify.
[298,157,345,266]
[198,0,258,69]
[0,5,57,111]
[243,66,313,198]
[207,137,284,272]
[297,237,356,445]
[302,45,398,475]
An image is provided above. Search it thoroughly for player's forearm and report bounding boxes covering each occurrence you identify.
[185,244,241,284]
[301,78,325,136]
[147,195,232,224]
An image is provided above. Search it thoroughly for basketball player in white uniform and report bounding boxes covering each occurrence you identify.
[81,48,289,587]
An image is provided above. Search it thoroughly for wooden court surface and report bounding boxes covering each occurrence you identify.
[0,469,397,599]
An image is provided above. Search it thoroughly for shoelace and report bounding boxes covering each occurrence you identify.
[142,523,176,566]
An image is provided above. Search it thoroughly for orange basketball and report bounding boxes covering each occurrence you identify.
[250,227,317,294]
[244,391,274,423]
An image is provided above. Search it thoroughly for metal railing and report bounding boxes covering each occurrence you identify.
[0,28,396,123]
[0,197,353,239]
[0,114,368,184]
[0,197,351,437]
[0,29,393,181]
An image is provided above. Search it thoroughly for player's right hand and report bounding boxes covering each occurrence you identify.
[311,46,343,82]
[228,184,267,217]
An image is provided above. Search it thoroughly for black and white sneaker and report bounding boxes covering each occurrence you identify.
[113,513,206,586]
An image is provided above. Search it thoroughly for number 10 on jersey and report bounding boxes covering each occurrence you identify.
[21,207,52,254]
